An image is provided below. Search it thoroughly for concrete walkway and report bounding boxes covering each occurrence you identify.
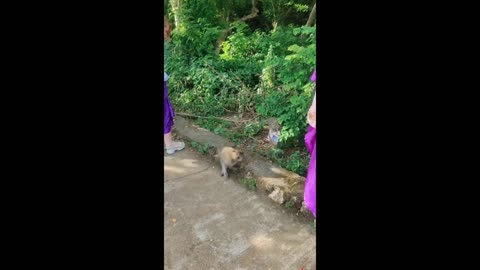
[164,147,316,270]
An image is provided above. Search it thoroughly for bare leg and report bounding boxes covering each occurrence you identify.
[164,132,173,147]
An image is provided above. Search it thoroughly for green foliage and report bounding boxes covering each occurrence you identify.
[169,24,315,145]
[195,117,231,131]
[192,116,262,145]
[285,201,294,208]
[165,1,316,171]
[189,141,210,155]
[240,178,257,190]
[255,148,309,176]
[286,1,310,13]
[284,150,309,176]
[267,148,284,160]
[260,0,316,26]
[255,25,316,147]
[243,122,263,137]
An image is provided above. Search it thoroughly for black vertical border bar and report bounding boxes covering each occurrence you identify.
[161,2,167,267]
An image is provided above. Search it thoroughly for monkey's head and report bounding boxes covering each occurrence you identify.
[231,149,244,165]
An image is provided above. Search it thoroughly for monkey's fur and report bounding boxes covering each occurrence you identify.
[267,117,281,144]
[268,117,281,132]
[218,146,243,179]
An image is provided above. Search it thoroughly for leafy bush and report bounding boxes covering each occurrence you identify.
[166,16,315,150]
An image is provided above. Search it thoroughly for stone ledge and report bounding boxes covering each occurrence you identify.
[171,116,314,220]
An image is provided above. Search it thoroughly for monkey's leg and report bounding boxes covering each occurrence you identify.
[221,162,228,178]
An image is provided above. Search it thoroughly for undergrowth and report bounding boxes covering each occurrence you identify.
[240,178,257,190]
[191,116,310,176]
[189,141,211,155]
[165,15,315,177]
[166,22,316,149]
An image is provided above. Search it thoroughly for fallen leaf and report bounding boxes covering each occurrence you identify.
[172,218,176,223]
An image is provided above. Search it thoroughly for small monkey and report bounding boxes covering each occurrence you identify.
[219,146,243,179]
[267,117,281,144]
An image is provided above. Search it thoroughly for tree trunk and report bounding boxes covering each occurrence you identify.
[170,0,182,28]
[300,3,316,39]
[305,3,316,27]
[215,0,259,54]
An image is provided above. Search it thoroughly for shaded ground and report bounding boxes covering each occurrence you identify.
[164,147,316,270]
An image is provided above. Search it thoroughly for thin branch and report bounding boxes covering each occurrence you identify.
[176,112,253,123]
[215,0,259,54]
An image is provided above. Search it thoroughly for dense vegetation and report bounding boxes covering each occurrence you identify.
[165,0,316,176]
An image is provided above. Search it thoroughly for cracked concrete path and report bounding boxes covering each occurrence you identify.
[164,147,316,270]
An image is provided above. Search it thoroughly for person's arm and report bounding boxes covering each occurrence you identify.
[310,92,316,113]
[307,91,316,128]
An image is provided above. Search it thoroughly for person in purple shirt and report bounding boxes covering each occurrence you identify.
[304,69,316,218]
[164,16,185,154]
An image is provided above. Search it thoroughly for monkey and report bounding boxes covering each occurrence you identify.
[218,146,243,179]
[267,117,281,145]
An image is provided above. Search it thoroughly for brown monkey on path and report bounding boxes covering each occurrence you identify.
[218,146,243,179]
